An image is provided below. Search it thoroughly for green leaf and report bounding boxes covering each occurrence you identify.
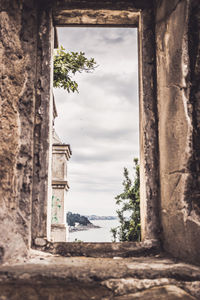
[53,46,98,93]
[111,158,141,242]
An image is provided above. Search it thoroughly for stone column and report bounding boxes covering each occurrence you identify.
[51,139,72,242]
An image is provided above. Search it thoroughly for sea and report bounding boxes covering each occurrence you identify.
[68,219,120,242]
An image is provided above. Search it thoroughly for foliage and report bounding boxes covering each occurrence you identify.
[53,46,97,93]
[66,211,91,227]
[111,158,141,242]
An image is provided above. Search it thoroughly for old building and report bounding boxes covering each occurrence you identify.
[50,96,72,241]
[51,129,72,242]
[0,0,200,298]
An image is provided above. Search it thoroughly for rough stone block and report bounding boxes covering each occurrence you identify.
[114,285,197,300]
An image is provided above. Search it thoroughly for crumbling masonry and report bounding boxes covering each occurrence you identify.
[0,0,200,299]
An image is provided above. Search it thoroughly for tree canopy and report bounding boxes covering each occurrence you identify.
[111,158,141,242]
[53,46,97,93]
[66,212,91,227]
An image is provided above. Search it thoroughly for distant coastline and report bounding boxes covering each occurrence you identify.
[68,218,120,242]
[68,214,118,233]
[84,215,117,221]
[69,223,101,232]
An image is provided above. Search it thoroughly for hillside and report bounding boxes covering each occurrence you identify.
[84,215,117,221]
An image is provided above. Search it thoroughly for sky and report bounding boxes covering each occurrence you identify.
[53,27,139,216]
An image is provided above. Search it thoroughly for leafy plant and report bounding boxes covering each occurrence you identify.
[53,46,97,93]
[111,158,141,242]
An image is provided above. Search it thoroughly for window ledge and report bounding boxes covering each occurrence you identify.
[33,239,160,258]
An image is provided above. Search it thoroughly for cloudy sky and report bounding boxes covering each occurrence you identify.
[54,27,139,216]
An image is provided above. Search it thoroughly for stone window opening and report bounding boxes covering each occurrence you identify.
[32,2,161,257]
[52,26,139,244]
[1,0,200,273]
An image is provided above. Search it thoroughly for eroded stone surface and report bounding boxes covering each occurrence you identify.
[156,0,200,264]
[1,0,200,283]
[53,9,139,26]
[0,0,54,264]
[0,254,199,299]
[34,238,47,247]
[34,239,160,258]
[114,285,197,300]
[0,0,38,263]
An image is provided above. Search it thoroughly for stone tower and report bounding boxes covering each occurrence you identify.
[51,130,72,242]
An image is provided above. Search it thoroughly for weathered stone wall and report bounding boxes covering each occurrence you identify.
[138,7,160,244]
[0,0,38,263]
[0,0,54,263]
[0,255,199,299]
[155,0,200,264]
[31,3,54,246]
[1,0,200,266]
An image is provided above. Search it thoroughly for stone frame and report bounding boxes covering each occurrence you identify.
[32,0,160,251]
[32,6,54,245]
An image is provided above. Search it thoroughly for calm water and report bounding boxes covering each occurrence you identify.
[68,219,120,242]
